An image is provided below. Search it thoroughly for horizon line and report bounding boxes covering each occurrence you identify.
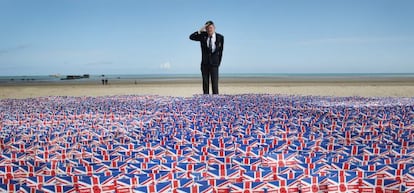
[1,72,414,78]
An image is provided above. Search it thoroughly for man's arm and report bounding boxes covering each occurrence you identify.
[189,31,204,41]
[218,35,224,65]
[190,25,207,41]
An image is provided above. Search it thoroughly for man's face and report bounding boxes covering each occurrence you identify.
[206,24,215,36]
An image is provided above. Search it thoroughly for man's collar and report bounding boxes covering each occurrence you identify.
[210,33,216,39]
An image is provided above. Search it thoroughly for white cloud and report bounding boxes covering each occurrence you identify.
[160,61,171,70]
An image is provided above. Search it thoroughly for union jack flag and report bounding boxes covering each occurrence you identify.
[41,185,77,193]
[171,178,193,189]
[359,178,402,193]
[25,175,55,189]
[326,172,359,193]
[54,175,79,186]
[77,175,116,193]
[176,184,213,193]
[300,175,328,193]
[116,174,139,189]
[0,183,20,193]
[229,180,252,193]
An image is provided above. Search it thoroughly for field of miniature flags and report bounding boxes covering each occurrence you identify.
[0,94,414,193]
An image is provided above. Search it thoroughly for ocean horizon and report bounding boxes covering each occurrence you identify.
[1,73,414,84]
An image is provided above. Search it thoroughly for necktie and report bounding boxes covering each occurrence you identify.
[208,36,212,53]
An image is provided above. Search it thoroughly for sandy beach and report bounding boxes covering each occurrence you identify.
[1,76,413,99]
[1,76,413,192]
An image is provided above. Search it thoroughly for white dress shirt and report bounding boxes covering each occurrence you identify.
[207,33,216,53]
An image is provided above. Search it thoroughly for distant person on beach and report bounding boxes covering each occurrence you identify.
[190,20,224,94]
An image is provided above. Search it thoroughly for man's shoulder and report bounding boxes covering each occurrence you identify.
[216,33,223,38]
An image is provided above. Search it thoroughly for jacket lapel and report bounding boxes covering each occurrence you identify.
[215,34,222,52]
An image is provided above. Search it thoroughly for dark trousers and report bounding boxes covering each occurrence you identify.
[201,65,219,94]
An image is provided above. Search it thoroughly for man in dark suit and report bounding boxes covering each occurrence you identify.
[190,20,224,94]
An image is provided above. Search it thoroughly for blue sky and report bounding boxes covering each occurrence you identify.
[0,0,413,76]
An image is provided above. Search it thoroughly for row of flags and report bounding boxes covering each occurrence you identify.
[0,94,413,192]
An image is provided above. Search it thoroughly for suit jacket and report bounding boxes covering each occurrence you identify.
[189,31,224,67]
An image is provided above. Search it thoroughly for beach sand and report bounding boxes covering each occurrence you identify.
[1,77,413,99]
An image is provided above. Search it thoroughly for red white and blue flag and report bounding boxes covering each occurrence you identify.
[0,95,413,192]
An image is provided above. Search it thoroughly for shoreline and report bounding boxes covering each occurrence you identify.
[1,76,414,86]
